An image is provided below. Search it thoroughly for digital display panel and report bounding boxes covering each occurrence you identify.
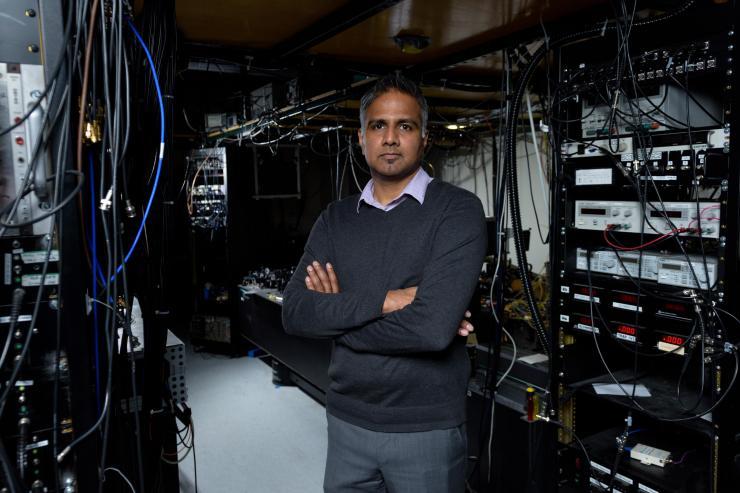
[649,210,682,218]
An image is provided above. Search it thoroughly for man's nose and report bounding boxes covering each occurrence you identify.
[382,127,399,146]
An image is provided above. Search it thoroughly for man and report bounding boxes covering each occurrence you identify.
[282,73,486,492]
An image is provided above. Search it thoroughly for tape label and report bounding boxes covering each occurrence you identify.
[576,168,612,186]
[612,302,644,312]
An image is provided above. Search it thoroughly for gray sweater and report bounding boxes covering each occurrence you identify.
[282,179,487,432]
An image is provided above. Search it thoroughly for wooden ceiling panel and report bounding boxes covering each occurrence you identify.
[176,0,348,48]
[309,0,599,66]
[448,52,506,73]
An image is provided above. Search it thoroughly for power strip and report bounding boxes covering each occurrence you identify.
[630,443,672,467]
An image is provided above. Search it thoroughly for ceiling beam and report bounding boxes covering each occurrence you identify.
[270,0,403,59]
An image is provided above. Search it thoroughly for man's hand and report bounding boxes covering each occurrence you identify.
[305,261,340,293]
[382,287,417,314]
[457,311,474,337]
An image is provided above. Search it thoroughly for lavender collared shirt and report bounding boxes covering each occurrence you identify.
[356,168,433,213]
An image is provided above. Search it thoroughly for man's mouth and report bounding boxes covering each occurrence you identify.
[380,153,401,158]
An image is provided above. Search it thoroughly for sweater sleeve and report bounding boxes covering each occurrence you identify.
[337,195,486,354]
[282,210,387,338]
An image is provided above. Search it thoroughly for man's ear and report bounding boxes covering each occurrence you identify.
[357,128,365,153]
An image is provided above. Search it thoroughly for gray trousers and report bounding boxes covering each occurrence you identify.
[324,413,467,493]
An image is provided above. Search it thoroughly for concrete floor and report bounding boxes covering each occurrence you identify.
[177,347,327,493]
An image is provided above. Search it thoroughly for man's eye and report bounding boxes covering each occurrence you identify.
[372,122,384,130]
[400,124,412,131]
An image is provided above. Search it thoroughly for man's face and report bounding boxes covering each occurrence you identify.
[358,90,428,181]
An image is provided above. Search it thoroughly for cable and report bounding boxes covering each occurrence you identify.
[0,82,70,237]
[0,438,22,493]
[192,421,199,493]
[74,0,100,268]
[585,255,739,423]
[0,171,85,228]
[602,225,692,251]
[110,18,165,280]
[0,0,75,138]
[496,326,518,387]
[670,450,693,465]
[536,417,594,474]
[668,74,723,126]
[520,115,549,245]
[90,155,102,410]
[0,223,55,418]
[104,467,137,493]
[524,92,550,223]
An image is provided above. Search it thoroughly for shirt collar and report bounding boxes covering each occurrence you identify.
[357,168,433,213]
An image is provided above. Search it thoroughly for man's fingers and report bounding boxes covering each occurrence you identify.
[306,264,327,292]
[326,263,340,293]
[457,319,474,337]
[305,276,316,291]
[311,261,331,292]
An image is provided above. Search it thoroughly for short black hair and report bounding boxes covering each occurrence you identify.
[359,73,428,135]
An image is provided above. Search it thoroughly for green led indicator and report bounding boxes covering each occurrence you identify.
[14,343,22,350]
[19,405,27,414]
[14,277,21,284]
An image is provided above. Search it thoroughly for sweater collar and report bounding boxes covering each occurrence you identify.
[357,168,433,213]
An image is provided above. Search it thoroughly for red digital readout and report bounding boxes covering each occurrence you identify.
[661,335,685,346]
[615,293,639,304]
[616,325,637,335]
[576,286,596,296]
[579,316,593,325]
[661,302,688,313]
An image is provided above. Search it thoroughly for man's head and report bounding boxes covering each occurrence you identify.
[358,74,429,181]
[359,74,428,136]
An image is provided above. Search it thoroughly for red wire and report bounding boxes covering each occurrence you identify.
[603,226,691,251]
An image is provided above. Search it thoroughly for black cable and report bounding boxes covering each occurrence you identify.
[676,317,705,413]
[498,0,700,356]
[192,422,199,493]
[118,192,146,493]
[669,74,723,126]
[604,6,650,476]
[0,438,22,493]
[520,115,549,245]
[49,63,73,492]
[96,2,120,482]
[585,254,737,422]
[0,82,71,237]
[0,171,85,228]
[538,418,594,481]
[0,222,56,418]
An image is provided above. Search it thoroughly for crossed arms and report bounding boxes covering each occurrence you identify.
[281,197,486,354]
[304,260,474,338]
